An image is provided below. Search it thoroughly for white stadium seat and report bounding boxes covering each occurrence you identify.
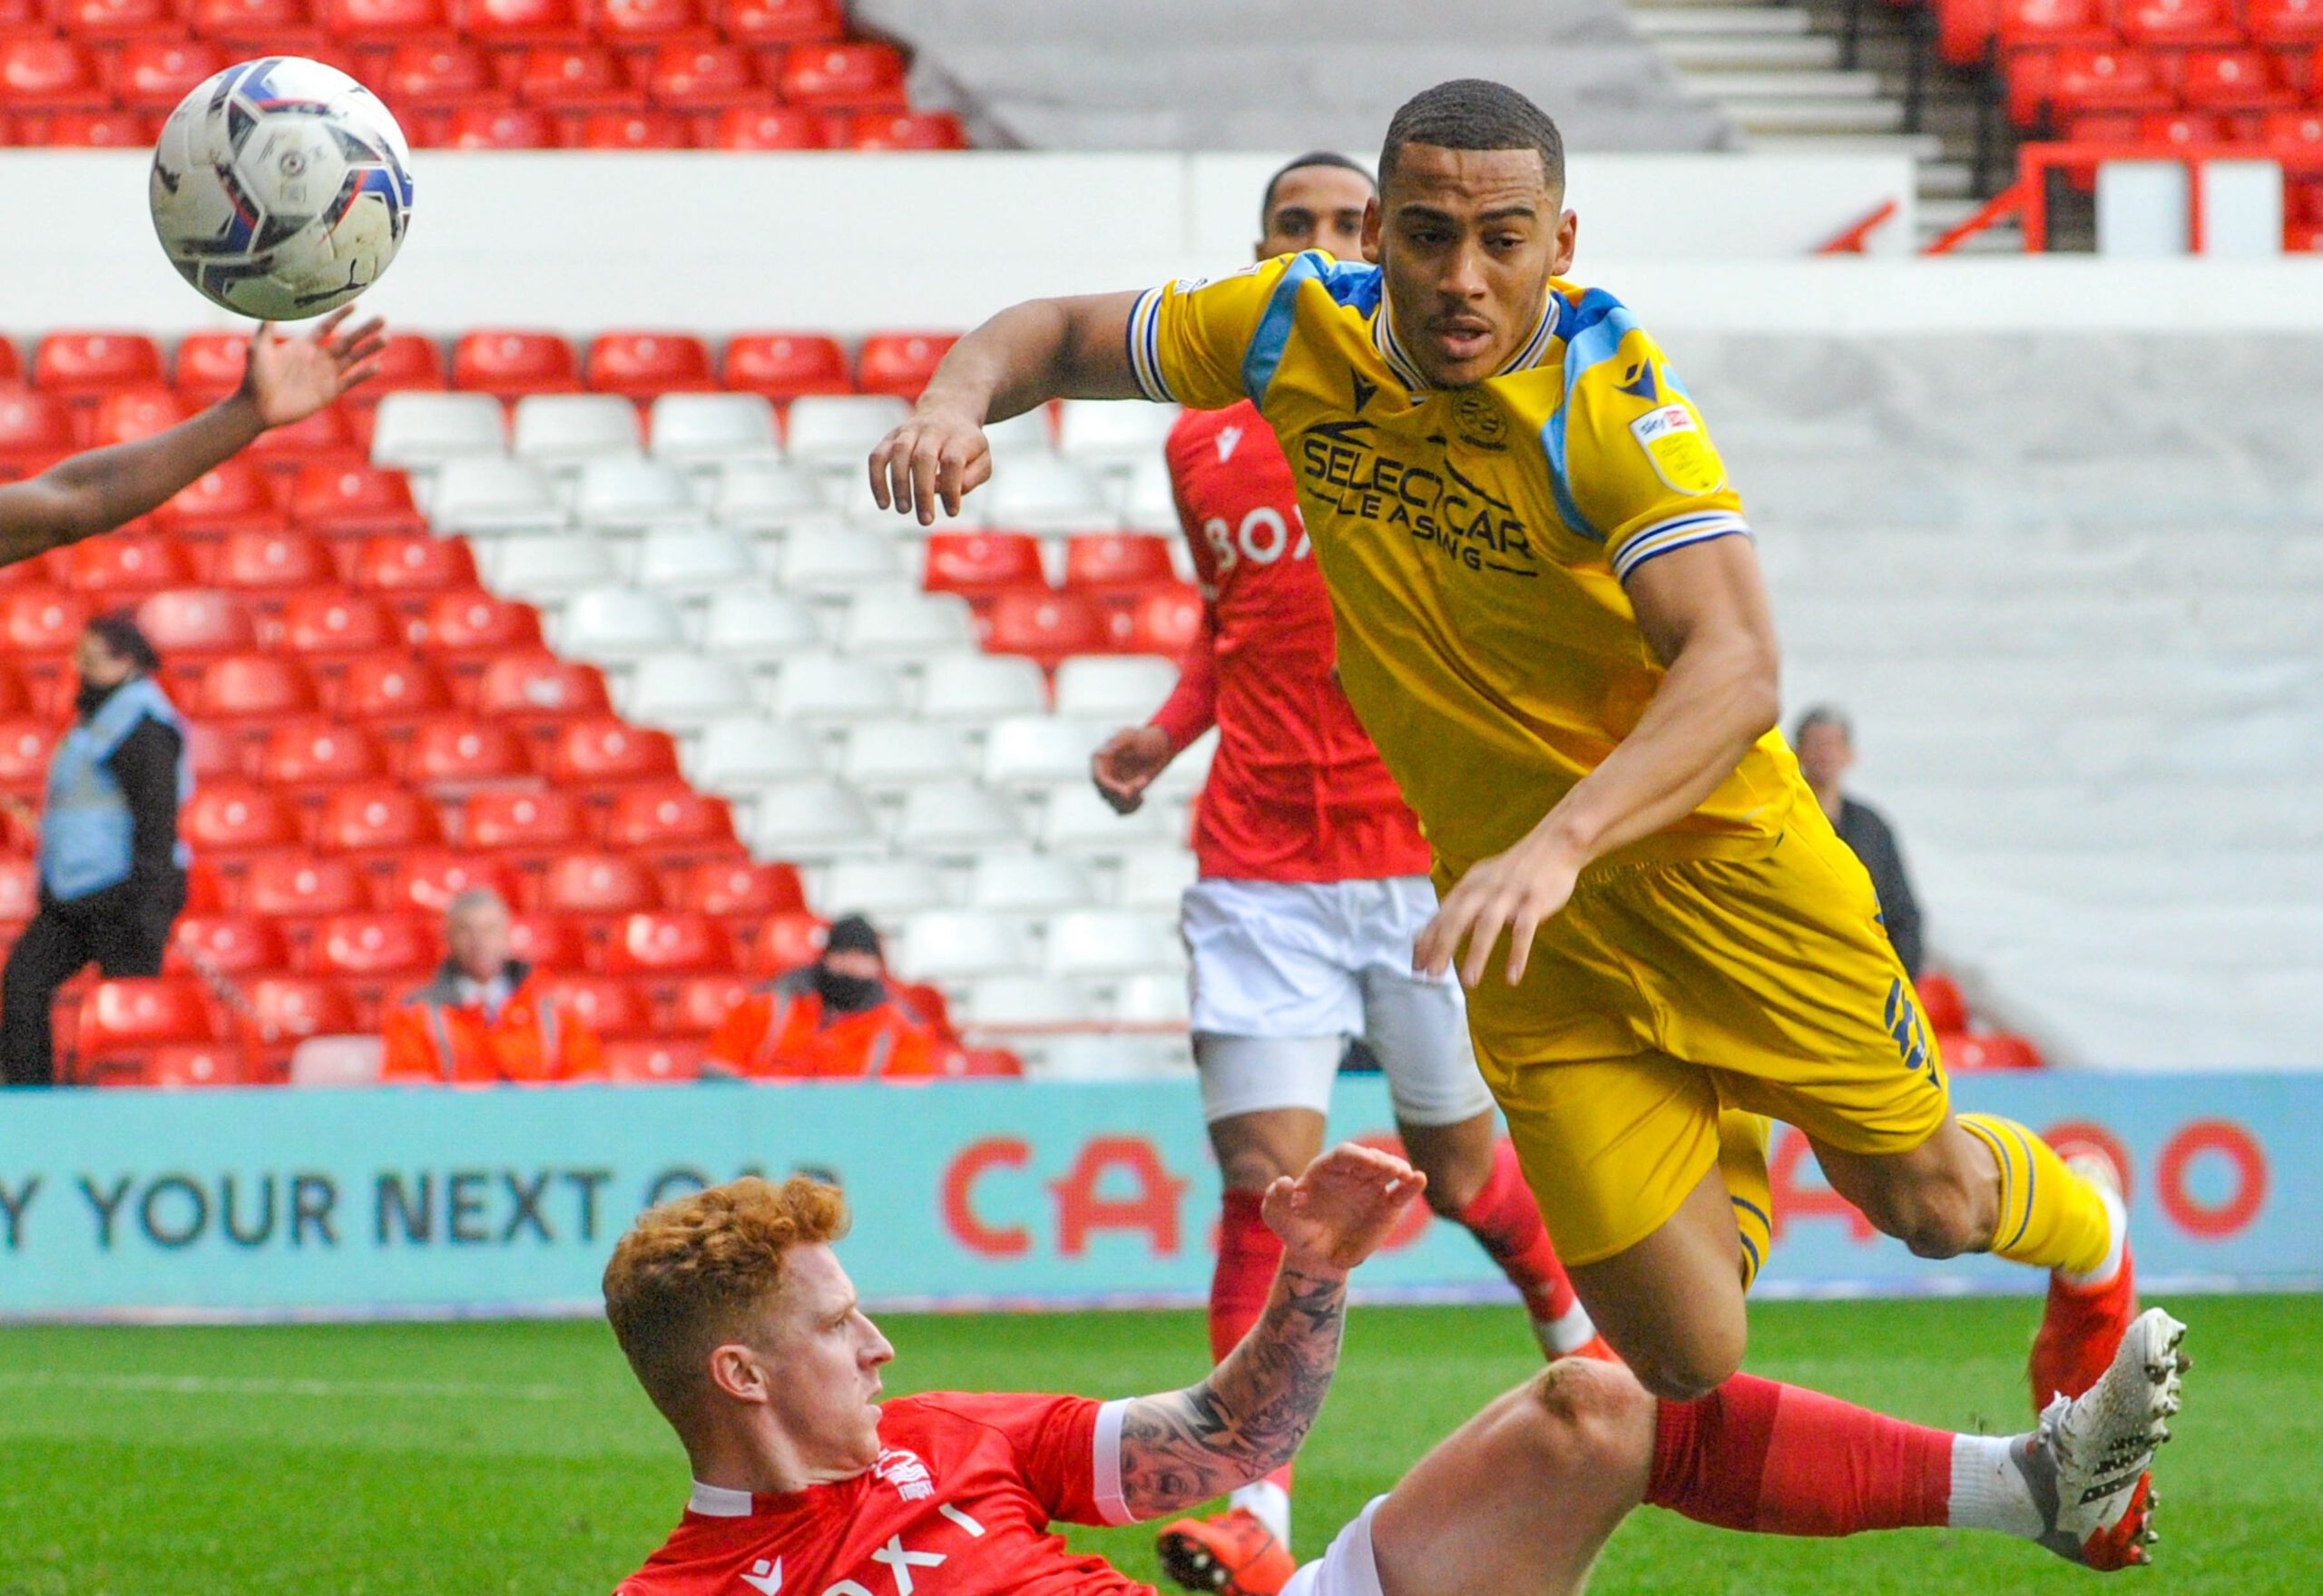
[371,392,507,469]
[512,394,642,462]
[651,393,779,464]
[687,716,825,789]
[288,1034,385,1087]
[698,589,825,661]
[960,975,1098,1027]
[1117,456,1180,533]
[1058,400,1180,465]
[894,909,1034,983]
[1054,655,1179,720]
[980,455,1114,533]
[768,652,906,724]
[1035,1034,1185,1081]
[631,526,759,595]
[839,719,973,790]
[485,533,618,600]
[1115,847,1198,910]
[982,715,1104,789]
[837,589,976,660]
[981,408,1056,458]
[554,586,686,661]
[1150,726,1217,799]
[424,458,563,534]
[620,653,758,729]
[966,850,1097,915]
[711,463,830,529]
[785,396,910,465]
[778,530,907,593]
[1044,783,1175,854]
[1114,973,1191,1025]
[895,780,1025,853]
[1044,908,1180,979]
[818,857,951,921]
[746,778,886,861]
[573,458,699,529]
[916,652,1049,725]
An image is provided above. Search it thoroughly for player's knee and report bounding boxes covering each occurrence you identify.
[1615,1323,1744,1404]
[1509,1360,1652,1477]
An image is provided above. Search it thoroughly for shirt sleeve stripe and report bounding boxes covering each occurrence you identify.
[1127,287,1173,404]
[1092,1397,1134,1525]
[1612,513,1752,582]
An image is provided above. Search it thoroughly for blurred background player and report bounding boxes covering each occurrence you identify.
[380,888,604,1085]
[1793,704,1924,977]
[1090,150,1603,1594]
[868,78,2141,1431]
[704,913,956,1079]
[0,614,189,1086]
[602,1152,2184,1596]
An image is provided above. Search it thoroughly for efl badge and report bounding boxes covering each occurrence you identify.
[1628,402,1724,495]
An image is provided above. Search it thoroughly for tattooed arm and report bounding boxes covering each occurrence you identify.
[1114,1143,1425,1519]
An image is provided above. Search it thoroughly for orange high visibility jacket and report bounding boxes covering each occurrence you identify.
[380,961,604,1085]
[705,968,953,1080]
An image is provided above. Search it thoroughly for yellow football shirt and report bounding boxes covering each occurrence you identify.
[1127,250,1805,877]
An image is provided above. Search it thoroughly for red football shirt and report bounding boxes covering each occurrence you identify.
[1151,401,1432,883]
[616,1393,1148,1596]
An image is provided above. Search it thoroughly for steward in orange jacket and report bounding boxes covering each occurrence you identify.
[706,915,955,1079]
[380,889,603,1084]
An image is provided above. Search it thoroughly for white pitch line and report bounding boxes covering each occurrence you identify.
[0,1370,574,1401]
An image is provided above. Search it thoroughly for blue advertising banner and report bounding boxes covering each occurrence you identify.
[0,1072,2313,1319]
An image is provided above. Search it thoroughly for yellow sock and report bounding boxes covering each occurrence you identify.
[1719,1108,1774,1292]
[1957,1114,2112,1277]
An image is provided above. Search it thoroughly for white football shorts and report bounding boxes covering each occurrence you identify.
[1282,1495,1389,1596]
[1181,876,1495,1129]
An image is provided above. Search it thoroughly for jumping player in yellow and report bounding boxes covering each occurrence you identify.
[867,79,2142,1418]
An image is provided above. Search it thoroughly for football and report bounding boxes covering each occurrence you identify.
[148,56,415,321]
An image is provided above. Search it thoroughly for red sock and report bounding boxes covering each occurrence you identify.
[1646,1374,1953,1536]
[1456,1140,1579,1328]
[1212,1190,1292,1496]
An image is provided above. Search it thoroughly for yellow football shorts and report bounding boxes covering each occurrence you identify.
[1455,809,1950,1268]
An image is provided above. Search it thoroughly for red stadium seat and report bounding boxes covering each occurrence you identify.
[417,591,544,658]
[571,109,692,147]
[844,112,966,151]
[289,465,429,537]
[705,105,828,148]
[171,330,249,404]
[0,390,74,475]
[542,716,679,785]
[776,40,906,108]
[330,651,456,726]
[152,464,289,539]
[718,0,842,43]
[279,592,401,657]
[464,787,588,854]
[982,591,1111,668]
[88,391,190,455]
[597,0,708,44]
[672,858,807,917]
[376,850,520,915]
[212,528,336,592]
[309,911,440,983]
[603,910,733,976]
[2135,109,2224,145]
[2249,0,2323,44]
[443,105,560,150]
[191,0,311,39]
[319,0,448,42]
[2174,49,2298,111]
[314,781,445,854]
[137,589,260,659]
[952,1046,1024,1078]
[603,1037,704,1081]
[0,589,89,657]
[746,908,827,974]
[1996,0,2113,46]
[240,851,370,922]
[470,651,612,735]
[505,909,587,971]
[358,333,450,399]
[1915,971,1970,1033]
[193,654,319,722]
[250,717,388,792]
[113,40,230,113]
[514,44,637,109]
[452,0,579,44]
[78,978,220,1061]
[536,850,663,915]
[451,328,582,397]
[721,330,851,398]
[120,1043,254,1089]
[30,109,157,147]
[168,915,290,979]
[0,667,27,718]
[541,974,656,1038]
[597,782,738,859]
[2014,47,2174,124]
[1063,533,1176,594]
[586,331,716,397]
[2119,0,2242,44]
[63,534,195,597]
[179,720,241,782]
[1119,583,1203,657]
[183,860,229,915]
[668,971,751,1035]
[58,0,175,40]
[0,0,51,40]
[0,719,56,797]
[1945,1031,2046,1071]
[378,42,499,110]
[856,331,958,400]
[401,714,534,786]
[348,533,478,595]
[244,406,365,477]
[923,531,1045,598]
[642,42,758,108]
[34,329,162,397]
[0,857,34,925]
[2263,108,2323,151]
[181,780,302,856]
[240,974,362,1052]
[0,41,105,111]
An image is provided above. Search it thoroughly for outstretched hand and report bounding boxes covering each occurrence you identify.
[242,306,387,427]
[868,405,992,526]
[1261,1142,1426,1273]
[1091,724,1172,815]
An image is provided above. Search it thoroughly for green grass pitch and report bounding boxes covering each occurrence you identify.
[3,1293,2316,1594]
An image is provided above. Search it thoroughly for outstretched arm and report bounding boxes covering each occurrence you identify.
[868,290,1142,525]
[1112,1143,1424,1520]
[0,308,385,569]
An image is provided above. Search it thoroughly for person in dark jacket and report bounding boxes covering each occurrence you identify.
[0,614,192,1084]
[1793,705,1925,976]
